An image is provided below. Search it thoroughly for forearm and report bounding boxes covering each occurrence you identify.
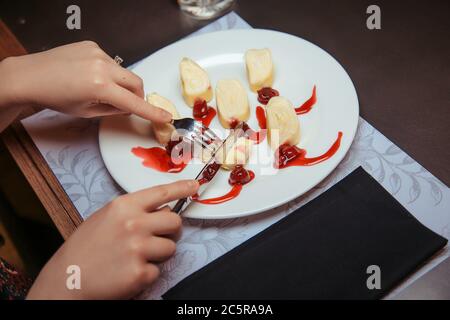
[0,56,27,132]
[0,106,23,132]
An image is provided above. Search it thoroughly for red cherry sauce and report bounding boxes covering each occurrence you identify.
[193,99,216,127]
[295,86,317,115]
[228,165,254,185]
[229,118,239,129]
[274,131,343,169]
[132,137,192,173]
[197,161,221,185]
[242,122,266,144]
[193,165,255,205]
[257,87,279,105]
[229,115,267,145]
[256,106,267,130]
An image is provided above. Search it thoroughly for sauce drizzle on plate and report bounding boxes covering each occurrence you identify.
[193,166,255,205]
[275,131,343,169]
[295,86,317,115]
[131,138,192,173]
[193,99,217,127]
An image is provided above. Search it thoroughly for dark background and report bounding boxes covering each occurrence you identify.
[1,0,449,187]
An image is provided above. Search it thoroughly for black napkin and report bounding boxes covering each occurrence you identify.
[163,167,447,300]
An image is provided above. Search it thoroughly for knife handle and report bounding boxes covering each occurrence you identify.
[173,197,191,215]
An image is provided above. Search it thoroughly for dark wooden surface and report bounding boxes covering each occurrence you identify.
[0,19,81,238]
[2,0,450,188]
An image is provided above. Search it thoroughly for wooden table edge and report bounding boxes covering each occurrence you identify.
[1,19,82,239]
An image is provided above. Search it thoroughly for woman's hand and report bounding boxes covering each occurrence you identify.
[27,179,198,300]
[0,41,171,122]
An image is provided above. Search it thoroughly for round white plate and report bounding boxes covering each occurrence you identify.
[99,29,359,219]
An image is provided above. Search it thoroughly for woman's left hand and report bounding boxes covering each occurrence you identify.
[0,41,172,122]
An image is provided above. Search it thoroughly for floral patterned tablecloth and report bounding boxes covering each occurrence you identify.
[21,12,449,299]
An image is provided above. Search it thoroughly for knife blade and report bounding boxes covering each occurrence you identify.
[172,122,245,215]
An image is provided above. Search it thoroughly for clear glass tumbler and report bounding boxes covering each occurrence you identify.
[178,0,235,20]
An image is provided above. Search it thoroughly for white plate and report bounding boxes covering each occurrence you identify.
[99,29,359,219]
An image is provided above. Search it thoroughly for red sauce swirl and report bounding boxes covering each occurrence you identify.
[275,131,343,169]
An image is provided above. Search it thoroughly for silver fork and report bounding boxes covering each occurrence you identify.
[172,118,221,150]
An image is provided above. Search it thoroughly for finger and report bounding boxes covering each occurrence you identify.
[139,264,160,287]
[111,65,145,98]
[126,180,199,211]
[156,206,182,240]
[104,84,172,122]
[140,210,182,236]
[143,237,177,262]
[86,103,130,117]
[141,207,182,241]
[157,206,172,212]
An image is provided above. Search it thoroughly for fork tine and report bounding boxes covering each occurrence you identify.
[203,129,221,144]
[192,134,212,150]
[194,122,221,142]
[192,126,209,140]
[192,135,214,151]
[193,129,220,152]
[172,118,221,153]
[193,128,217,145]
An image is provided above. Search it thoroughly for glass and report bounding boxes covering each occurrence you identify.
[178,0,235,20]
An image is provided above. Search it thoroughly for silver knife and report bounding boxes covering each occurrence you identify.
[173,122,245,215]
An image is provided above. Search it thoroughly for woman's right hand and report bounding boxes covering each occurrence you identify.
[27,179,199,300]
